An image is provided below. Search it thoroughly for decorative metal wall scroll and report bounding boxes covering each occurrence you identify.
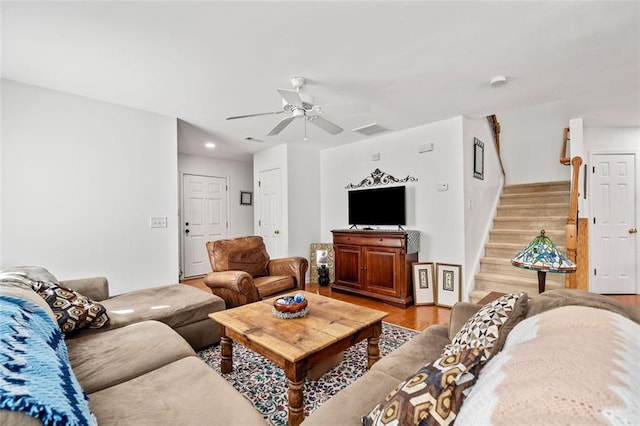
[345,168,418,189]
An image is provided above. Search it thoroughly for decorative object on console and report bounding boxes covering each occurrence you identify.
[345,168,417,189]
[473,137,484,180]
[318,265,330,286]
[309,243,335,284]
[435,263,462,308]
[240,191,253,205]
[511,229,576,293]
[412,262,435,305]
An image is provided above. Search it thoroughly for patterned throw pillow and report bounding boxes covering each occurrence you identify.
[362,347,484,426]
[31,280,110,333]
[442,292,527,361]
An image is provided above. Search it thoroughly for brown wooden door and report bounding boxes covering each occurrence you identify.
[364,246,400,297]
[334,244,364,290]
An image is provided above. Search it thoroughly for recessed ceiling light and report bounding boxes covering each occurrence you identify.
[489,75,508,87]
[205,142,216,149]
[244,137,264,142]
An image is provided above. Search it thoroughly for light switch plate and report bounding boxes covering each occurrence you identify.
[437,183,449,192]
[150,216,167,228]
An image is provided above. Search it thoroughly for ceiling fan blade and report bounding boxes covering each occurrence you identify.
[267,116,295,136]
[308,116,343,135]
[312,103,371,114]
[277,89,303,106]
[226,110,284,120]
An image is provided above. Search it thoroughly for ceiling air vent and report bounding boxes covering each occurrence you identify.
[352,123,389,136]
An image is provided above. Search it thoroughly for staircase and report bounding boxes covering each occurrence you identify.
[470,181,571,303]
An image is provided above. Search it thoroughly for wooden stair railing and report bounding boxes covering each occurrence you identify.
[487,115,505,177]
[560,127,570,165]
[565,156,586,289]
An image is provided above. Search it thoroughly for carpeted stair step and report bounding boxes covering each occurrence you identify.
[500,191,570,205]
[479,257,565,284]
[492,216,566,231]
[474,272,564,295]
[489,229,565,245]
[468,289,492,304]
[484,241,566,258]
[496,203,569,217]
[502,181,571,195]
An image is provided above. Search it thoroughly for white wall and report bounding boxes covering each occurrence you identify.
[1,80,179,295]
[287,142,321,260]
[177,153,253,238]
[321,117,467,267]
[463,117,503,295]
[500,101,571,185]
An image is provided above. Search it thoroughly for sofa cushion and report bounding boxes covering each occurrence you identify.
[88,357,266,426]
[527,288,634,320]
[456,305,640,424]
[1,265,59,283]
[254,275,295,298]
[371,325,450,382]
[100,284,225,330]
[362,347,484,426]
[442,292,527,361]
[31,280,110,333]
[66,320,195,394]
[303,370,404,426]
[0,273,57,321]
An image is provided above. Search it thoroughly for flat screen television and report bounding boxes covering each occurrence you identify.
[348,186,406,226]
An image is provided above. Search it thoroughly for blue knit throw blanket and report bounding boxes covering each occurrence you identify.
[0,296,97,425]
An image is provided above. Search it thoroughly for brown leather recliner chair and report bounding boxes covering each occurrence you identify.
[203,236,308,308]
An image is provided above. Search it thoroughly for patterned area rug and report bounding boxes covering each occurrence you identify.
[198,322,418,425]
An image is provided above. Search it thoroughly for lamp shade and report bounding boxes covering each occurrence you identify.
[511,229,576,273]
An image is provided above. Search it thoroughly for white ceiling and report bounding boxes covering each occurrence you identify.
[3,1,639,162]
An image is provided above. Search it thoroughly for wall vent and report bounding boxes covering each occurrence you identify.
[352,123,389,136]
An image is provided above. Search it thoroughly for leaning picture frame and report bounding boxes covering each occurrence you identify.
[412,262,435,305]
[309,243,335,284]
[435,263,462,307]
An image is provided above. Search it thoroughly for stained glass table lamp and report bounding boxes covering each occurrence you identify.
[511,229,576,293]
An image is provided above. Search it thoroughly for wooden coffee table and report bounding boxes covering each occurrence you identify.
[208,290,388,426]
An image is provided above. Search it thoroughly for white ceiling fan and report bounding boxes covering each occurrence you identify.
[226,77,368,139]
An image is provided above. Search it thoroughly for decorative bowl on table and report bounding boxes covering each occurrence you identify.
[272,293,309,319]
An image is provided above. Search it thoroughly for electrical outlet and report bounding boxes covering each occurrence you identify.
[372,153,381,161]
[150,216,167,228]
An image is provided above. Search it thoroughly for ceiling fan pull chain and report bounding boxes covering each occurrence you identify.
[304,116,308,140]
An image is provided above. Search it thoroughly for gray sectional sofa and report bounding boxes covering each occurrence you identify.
[0,270,266,426]
[304,290,640,425]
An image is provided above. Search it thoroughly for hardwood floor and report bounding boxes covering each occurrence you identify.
[182,278,451,331]
[182,277,640,331]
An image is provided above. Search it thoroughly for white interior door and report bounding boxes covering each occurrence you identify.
[590,153,637,294]
[182,174,228,277]
[258,167,283,257]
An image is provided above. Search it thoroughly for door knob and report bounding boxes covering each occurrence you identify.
[274,230,280,235]
[630,228,638,234]
[185,229,190,234]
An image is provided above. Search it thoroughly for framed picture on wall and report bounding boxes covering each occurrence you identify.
[412,262,435,305]
[473,137,484,180]
[435,263,462,307]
